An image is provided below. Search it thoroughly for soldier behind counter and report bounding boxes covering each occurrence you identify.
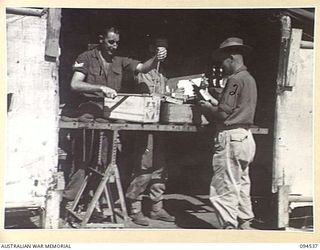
[61,27,168,222]
[124,37,175,226]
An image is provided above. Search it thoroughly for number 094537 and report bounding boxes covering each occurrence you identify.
[300,244,318,248]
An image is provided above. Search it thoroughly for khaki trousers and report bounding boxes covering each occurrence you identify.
[209,128,256,228]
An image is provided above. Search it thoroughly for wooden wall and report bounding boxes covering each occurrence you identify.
[287,48,313,197]
[272,29,313,196]
[272,28,314,228]
[6,10,60,228]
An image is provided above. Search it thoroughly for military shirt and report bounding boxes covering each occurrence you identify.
[73,47,140,98]
[135,69,167,95]
[218,65,257,126]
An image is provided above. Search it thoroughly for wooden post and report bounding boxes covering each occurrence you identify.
[272,15,291,194]
[272,15,314,229]
[275,15,291,93]
[42,8,62,228]
[44,172,65,229]
[44,191,62,229]
[272,15,291,230]
[276,185,290,229]
[45,8,62,61]
[285,29,302,89]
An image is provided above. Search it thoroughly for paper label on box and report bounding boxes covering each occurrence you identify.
[104,96,160,123]
[177,77,202,97]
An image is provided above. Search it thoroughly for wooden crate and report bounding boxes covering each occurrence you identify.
[160,103,209,125]
[104,95,161,123]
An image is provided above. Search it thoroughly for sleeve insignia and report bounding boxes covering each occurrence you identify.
[229,84,239,96]
[73,61,84,68]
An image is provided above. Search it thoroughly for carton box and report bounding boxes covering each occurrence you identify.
[104,94,161,123]
[160,103,209,125]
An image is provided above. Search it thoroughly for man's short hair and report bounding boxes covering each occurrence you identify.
[101,27,120,37]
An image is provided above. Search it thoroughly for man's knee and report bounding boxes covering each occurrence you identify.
[149,181,165,201]
[150,182,165,191]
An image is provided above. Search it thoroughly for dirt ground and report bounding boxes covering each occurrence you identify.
[5,193,313,231]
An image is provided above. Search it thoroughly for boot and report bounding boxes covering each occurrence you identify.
[129,200,149,226]
[150,200,175,222]
[238,218,255,230]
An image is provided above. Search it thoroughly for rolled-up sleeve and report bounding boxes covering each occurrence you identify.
[122,57,141,72]
[218,79,241,115]
[72,53,89,75]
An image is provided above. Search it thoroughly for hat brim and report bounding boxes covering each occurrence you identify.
[212,45,253,62]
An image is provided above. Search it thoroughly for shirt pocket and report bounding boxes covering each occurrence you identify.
[87,65,102,83]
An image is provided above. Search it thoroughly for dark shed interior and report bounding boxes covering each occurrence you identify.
[58,8,314,228]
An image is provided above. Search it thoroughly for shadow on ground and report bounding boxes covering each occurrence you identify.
[164,194,219,229]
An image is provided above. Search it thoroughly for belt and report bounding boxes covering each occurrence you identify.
[216,124,251,131]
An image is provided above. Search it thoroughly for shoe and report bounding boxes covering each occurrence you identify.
[89,209,110,223]
[238,220,255,230]
[150,209,175,222]
[130,212,149,226]
[128,200,149,226]
[223,222,237,230]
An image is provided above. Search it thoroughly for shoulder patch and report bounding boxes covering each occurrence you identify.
[73,61,84,68]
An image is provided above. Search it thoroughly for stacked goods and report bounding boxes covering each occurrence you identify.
[103,74,219,124]
[160,74,217,124]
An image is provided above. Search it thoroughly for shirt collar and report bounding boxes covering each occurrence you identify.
[234,65,247,74]
[92,47,100,59]
[94,47,121,74]
[93,46,114,61]
[227,65,247,79]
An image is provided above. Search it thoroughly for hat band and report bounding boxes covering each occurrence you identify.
[220,42,245,49]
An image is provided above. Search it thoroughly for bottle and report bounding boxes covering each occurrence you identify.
[212,67,217,87]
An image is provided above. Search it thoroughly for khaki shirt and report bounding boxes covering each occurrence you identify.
[73,47,140,98]
[135,69,167,95]
[218,65,257,126]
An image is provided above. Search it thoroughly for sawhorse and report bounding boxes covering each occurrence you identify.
[66,128,129,228]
